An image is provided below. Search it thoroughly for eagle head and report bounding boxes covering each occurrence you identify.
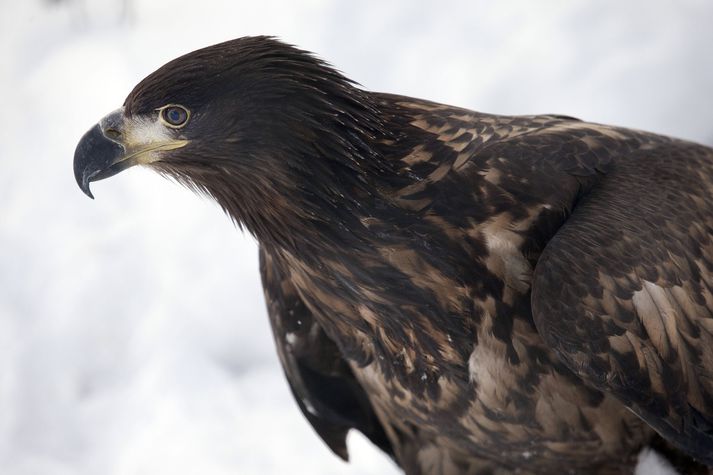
[74,36,390,243]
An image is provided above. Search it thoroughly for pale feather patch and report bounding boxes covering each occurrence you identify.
[481,223,532,295]
[632,282,672,359]
[101,107,188,165]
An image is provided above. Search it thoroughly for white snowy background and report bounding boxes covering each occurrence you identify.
[1,1,712,474]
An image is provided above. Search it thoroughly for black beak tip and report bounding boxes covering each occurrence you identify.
[74,123,124,200]
[81,178,95,200]
[74,157,96,200]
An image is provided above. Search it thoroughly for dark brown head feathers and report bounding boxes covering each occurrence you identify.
[123,36,409,248]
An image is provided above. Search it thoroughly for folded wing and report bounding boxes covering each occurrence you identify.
[532,141,713,464]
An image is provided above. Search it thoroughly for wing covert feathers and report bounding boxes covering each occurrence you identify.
[532,142,713,464]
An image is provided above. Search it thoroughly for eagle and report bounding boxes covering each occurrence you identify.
[73,36,713,474]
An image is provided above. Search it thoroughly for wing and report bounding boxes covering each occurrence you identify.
[259,247,392,461]
[531,140,713,464]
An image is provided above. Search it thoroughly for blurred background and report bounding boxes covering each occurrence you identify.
[1,1,712,474]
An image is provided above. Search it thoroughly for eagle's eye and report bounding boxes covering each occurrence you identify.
[160,105,190,128]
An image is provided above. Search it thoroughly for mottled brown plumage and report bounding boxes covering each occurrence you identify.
[74,37,713,474]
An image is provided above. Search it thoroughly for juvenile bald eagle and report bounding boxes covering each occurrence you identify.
[74,37,713,474]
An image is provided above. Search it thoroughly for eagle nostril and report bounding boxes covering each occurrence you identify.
[105,128,122,140]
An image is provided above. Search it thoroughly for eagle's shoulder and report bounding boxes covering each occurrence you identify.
[376,92,640,196]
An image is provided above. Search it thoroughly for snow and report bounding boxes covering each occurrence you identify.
[637,450,677,475]
[1,1,712,474]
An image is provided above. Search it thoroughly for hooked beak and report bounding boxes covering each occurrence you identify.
[73,108,188,198]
